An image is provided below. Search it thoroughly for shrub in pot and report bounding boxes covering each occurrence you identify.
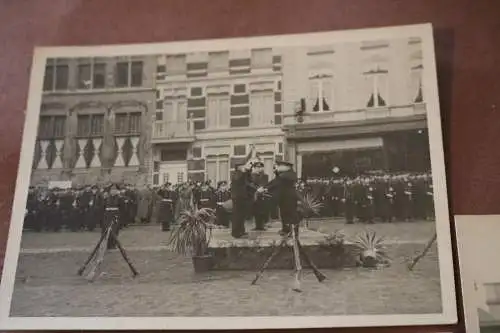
[167,207,216,273]
[353,230,390,268]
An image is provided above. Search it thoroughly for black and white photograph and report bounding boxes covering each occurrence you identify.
[0,24,457,330]
[456,216,500,333]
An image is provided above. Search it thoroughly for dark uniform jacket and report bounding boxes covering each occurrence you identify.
[266,170,299,225]
[231,170,254,201]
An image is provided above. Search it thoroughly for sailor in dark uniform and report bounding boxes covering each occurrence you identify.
[250,160,269,231]
[102,183,123,249]
[198,181,215,210]
[59,187,76,231]
[263,161,300,236]
[88,185,104,231]
[157,182,177,231]
[25,186,39,231]
[215,181,231,227]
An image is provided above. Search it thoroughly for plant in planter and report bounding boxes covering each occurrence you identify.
[352,230,390,268]
[167,207,216,273]
[298,193,324,229]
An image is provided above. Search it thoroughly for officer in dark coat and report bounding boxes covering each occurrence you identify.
[88,185,104,231]
[342,179,355,224]
[215,181,231,227]
[230,161,254,238]
[59,187,76,231]
[250,161,269,231]
[103,183,123,249]
[157,182,177,231]
[25,186,40,231]
[264,161,300,236]
[198,181,215,210]
[76,186,92,231]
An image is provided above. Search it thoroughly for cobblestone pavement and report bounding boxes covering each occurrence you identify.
[9,220,442,317]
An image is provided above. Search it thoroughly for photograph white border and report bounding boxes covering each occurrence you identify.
[0,23,457,330]
[455,215,500,333]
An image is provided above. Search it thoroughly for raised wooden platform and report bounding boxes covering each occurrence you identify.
[207,222,358,270]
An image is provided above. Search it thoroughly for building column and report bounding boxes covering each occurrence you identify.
[296,153,302,178]
[63,109,77,170]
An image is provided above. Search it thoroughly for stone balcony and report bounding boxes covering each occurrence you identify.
[283,103,427,126]
[150,119,196,144]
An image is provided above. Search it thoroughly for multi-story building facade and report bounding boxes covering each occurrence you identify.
[31,55,156,186]
[31,37,430,187]
[152,49,285,185]
[151,37,429,184]
[281,37,429,178]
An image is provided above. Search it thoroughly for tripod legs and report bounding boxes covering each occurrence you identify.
[408,232,437,271]
[78,218,139,281]
[251,239,287,285]
[251,231,327,290]
[112,233,139,277]
[78,228,109,276]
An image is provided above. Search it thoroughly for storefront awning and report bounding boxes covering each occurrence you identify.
[297,137,383,154]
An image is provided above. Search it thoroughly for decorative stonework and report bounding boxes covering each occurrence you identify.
[89,138,102,168]
[52,140,64,169]
[75,139,87,168]
[128,136,140,166]
[37,140,49,169]
[115,137,126,167]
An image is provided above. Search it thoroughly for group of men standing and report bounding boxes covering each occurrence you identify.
[24,165,435,242]
[295,172,434,224]
[24,183,138,233]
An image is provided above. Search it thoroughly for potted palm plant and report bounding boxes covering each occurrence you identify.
[353,230,390,268]
[167,207,216,273]
[297,192,324,229]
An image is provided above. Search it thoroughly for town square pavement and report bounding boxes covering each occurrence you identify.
[7,220,442,317]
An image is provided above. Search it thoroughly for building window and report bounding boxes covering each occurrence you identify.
[231,83,249,128]
[43,59,69,92]
[188,87,206,130]
[273,55,282,72]
[234,84,246,94]
[365,68,388,108]
[251,48,272,69]
[38,115,66,139]
[208,51,229,72]
[192,147,202,159]
[161,149,186,161]
[411,64,424,103]
[115,60,143,87]
[77,114,104,137]
[206,155,230,184]
[274,80,283,125]
[250,90,274,127]
[309,75,333,112]
[114,112,142,134]
[233,144,246,156]
[166,54,186,76]
[191,87,203,97]
[77,60,106,89]
[206,94,230,129]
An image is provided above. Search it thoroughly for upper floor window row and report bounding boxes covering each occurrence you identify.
[43,58,144,92]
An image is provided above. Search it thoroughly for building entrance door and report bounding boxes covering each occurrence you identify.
[159,161,187,185]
